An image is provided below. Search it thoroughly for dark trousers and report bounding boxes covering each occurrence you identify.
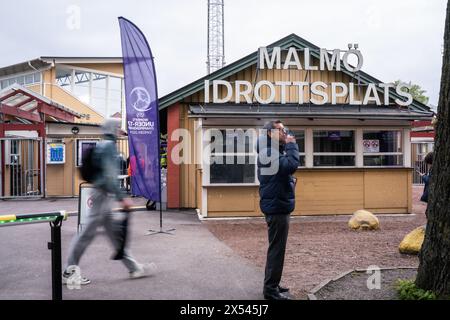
[263,213,290,295]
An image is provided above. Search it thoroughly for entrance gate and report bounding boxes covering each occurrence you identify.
[0,137,44,198]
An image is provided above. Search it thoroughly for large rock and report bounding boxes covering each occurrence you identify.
[348,210,380,230]
[399,226,426,255]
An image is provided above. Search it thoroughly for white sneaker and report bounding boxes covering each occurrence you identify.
[129,262,157,279]
[62,270,91,285]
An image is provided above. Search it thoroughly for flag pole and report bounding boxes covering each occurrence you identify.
[146,134,175,236]
[144,36,174,236]
[118,16,175,236]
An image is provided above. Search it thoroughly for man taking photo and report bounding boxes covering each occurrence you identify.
[257,120,299,300]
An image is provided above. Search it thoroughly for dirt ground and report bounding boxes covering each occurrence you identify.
[204,186,427,300]
[314,268,418,300]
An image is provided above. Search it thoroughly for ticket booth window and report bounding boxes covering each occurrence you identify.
[363,130,403,166]
[313,130,356,167]
[208,129,256,184]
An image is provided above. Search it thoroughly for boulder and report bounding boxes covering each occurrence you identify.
[348,210,380,230]
[399,226,426,255]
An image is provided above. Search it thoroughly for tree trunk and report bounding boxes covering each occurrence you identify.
[415,0,450,296]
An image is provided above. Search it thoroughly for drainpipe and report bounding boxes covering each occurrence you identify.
[27,61,43,95]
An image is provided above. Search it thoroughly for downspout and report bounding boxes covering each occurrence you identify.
[27,61,43,95]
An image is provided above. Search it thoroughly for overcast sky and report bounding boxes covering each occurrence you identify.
[0,0,447,106]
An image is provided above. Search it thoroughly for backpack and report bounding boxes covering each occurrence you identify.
[80,145,101,183]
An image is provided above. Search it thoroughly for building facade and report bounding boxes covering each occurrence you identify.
[0,34,434,216]
[160,34,434,218]
[0,57,128,198]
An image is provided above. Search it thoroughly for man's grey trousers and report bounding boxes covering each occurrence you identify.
[66,189,140,273]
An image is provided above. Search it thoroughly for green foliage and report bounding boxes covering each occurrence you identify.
[395,279,437,300]
[394,80,430,105]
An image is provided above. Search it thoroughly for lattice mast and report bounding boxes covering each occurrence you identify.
[207,0,225,74]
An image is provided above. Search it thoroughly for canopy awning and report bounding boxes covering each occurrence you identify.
[188,104,434,121]
[0,83,81,123]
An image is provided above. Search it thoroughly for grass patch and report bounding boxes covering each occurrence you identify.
[395,279,437,300]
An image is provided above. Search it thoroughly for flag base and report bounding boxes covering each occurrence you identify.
[145,227,176,236]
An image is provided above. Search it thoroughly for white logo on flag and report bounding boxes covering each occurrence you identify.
[130,87,152,112]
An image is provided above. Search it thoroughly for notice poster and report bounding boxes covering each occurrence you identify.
[47,143,65,164]
[363,139,380,153]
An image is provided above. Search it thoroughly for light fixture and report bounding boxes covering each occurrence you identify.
[71,126,80,135]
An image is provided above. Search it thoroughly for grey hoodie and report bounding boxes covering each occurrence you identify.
[93,119,125,201]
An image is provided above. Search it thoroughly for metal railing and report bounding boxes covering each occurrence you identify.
[413,159,428,185]
[0,211,67,300]
[0,138,43,199]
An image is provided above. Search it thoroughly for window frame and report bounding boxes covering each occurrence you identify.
[54,65,125,120]
[201,125,410,187]
[312,129,357,168]
[289,128,306,168]
[0,71,43,89]
[203,127,259,186]
[362,129,404,167]
[76,139,100,167]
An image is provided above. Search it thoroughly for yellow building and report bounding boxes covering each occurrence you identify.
[160,34,434,217]
[0,57,128,197]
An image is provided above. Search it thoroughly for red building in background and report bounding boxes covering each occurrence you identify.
[411,118,435,184]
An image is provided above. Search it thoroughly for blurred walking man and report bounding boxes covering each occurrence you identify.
[257,120,299,300]
[62,119,156,286]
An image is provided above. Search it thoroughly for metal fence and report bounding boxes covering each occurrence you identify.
[0,137,44,198]
[412,142,434,185]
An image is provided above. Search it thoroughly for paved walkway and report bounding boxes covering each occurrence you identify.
[0,200,263,300]
[0,197,148,215]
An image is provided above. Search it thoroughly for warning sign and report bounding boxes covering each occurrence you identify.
[363,139,380,153]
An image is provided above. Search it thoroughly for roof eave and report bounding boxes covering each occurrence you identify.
[188,113,433,121]
[40,57,123,64]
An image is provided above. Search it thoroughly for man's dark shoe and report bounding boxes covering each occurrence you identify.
[264,292,291,300]
[278,285,289,293]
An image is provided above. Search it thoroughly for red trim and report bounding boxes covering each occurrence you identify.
[413,120,432,127]
[1,90,77,123]
[38,122,46,197]
[167,103,180,208]
[12,97,34,109]
[0,104,41,122]
[38,103,75,122]
[0,91,19,102]
[2,123,41,131]
[0,124,4,197]
[411,132,435,138]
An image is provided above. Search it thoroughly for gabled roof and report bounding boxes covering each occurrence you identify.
[0,83,81,123]
[159,33,432,115]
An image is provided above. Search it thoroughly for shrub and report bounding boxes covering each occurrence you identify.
[395,279,437,300]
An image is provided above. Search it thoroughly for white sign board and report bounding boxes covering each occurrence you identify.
[78,185,96,231]
[47,143,65,164]
[363,139,380,153]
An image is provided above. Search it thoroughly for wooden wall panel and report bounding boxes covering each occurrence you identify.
[363,170,409,209]
[208,187,257,213]
[205,169,412,217]
[294,170,364,215]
